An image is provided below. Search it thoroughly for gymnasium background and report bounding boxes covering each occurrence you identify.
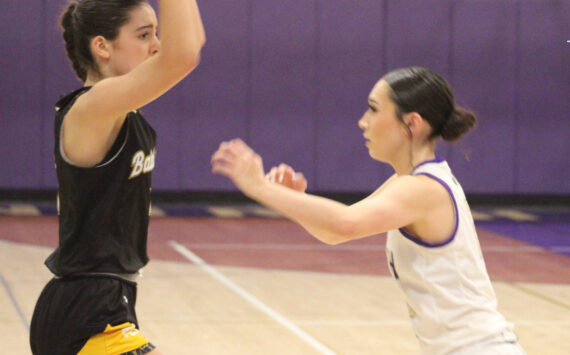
[1,0,569,201]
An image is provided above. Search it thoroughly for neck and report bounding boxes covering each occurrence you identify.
[392,140,437,176]
[84,69,106,87]
[84,76,99,87]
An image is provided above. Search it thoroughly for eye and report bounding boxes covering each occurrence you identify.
[139,32,150,39]
[368,104,377,113]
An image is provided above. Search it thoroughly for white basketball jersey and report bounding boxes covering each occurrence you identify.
[386,159,512,355]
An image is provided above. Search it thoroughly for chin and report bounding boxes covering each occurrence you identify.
[369,152,388,164]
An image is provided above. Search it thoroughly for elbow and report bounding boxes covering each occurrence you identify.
[178,46,204,73]
[181,53,201,74]
[324,218,358,245]
[183,36,206,70]
[186,38,206,69]
[164,39,206,75]
[324,238,344,246]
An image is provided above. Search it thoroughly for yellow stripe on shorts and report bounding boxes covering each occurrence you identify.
[78,322,152,355]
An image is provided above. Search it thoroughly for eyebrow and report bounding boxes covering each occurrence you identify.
[134,24,155,32]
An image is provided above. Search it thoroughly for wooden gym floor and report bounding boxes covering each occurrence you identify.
[1,204,569,354]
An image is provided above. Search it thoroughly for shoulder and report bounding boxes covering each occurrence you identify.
[55,87,91,113]
[379,174,450,211]
[384,174,443,195]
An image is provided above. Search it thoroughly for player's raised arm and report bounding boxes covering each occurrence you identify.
[62,0,205,166]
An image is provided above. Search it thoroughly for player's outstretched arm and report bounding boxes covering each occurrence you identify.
[211,139,427,245]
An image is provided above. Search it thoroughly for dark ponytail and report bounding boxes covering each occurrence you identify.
[60,2,88,82]
[383,67,477,142]
[59,0,148,82]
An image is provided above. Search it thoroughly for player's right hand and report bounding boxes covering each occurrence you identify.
[265,163,308,192]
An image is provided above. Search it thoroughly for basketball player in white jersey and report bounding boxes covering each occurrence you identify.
[211,67,526,354]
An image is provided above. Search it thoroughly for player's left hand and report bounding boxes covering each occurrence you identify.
[211,138,266,196]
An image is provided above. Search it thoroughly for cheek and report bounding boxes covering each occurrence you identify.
[369,118,390,138]
[370,118,404,148]
[127,43,149,60]
[118,45,149,70]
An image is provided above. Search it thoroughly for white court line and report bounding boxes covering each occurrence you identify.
[207,206,245,218]
[293,319,570,326]
[492,209,539,222]
[176,243,562,253]
[151,206,166,217]
[471,211,494,221]
[184,243,380,251]
[0,204,41,216]
[169,240,338,355]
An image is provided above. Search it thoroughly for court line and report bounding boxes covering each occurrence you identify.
[0,273,30,331]
[169,240,338,355]
[181,243,379,251]
[0,204,41,216]
[509,282,570,310]
[175,243,561,253]
[293,319,570,326]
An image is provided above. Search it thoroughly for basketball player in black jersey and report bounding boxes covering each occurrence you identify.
[29,1,205,354]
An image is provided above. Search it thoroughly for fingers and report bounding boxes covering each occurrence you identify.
[266,164,292,183]
[211,139,247,165]
[211,161,232,177]
[293,172,305,182]
[211,140,236,176]
[266,167,278,182]
[292,172,308,192]
[211,138,260,177]
[272,163,291,183]
[264,163,307,192]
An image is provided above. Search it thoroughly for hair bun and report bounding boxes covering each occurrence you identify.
[440,107,477,142]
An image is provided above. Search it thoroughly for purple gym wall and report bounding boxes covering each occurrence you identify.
[1,0,569,194]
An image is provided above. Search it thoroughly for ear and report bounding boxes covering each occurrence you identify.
[402,112,423,137]
[91,35,111,60]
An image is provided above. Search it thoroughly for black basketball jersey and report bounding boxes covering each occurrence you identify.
[45,87,157,276]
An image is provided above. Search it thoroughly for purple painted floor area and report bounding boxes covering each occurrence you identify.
[475,208,570,257]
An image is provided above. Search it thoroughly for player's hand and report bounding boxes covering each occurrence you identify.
[211,139,266,196]
[266,163,308,193]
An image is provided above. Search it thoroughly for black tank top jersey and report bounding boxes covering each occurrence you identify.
[45,87,157,276]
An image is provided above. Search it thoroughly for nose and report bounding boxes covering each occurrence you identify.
[358,114,367,131]
[150,36,161,56]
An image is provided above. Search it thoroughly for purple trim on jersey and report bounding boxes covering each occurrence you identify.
[411,157,445,174]
[397,172,459,248]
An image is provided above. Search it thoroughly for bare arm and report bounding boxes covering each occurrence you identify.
[249,174,429,244]
[354,173,397,204]
[211,139,441,245]
[64,0,205,166]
